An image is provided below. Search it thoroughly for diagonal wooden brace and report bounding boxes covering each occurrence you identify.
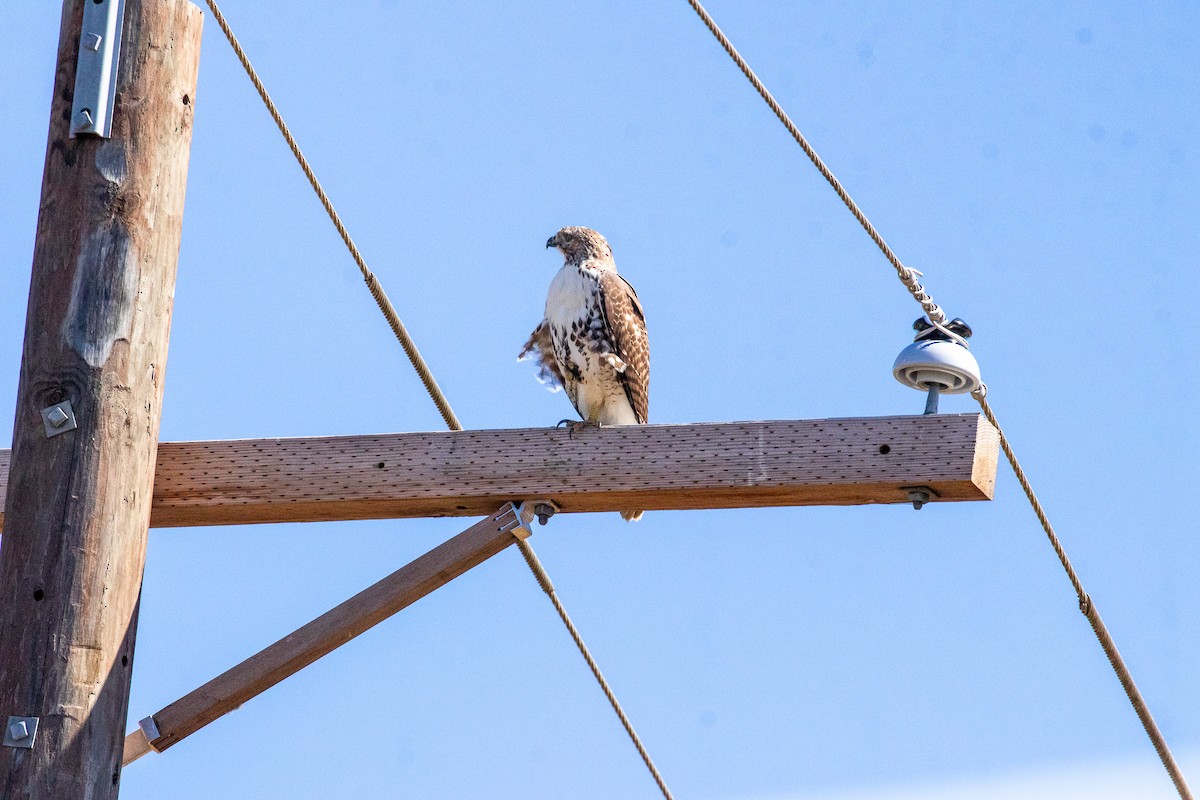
[122,502,536,765]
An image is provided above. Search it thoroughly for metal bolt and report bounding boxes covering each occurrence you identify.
[922,383,941,415]
[79,108,94,126]
[907,489,931,510]
[3,716,39,749]
[534,503,557,525]
[85,33,103,51]
[7,721,28,742]
[41,400,78,438]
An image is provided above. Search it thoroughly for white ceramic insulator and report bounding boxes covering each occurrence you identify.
[892,339,982,395]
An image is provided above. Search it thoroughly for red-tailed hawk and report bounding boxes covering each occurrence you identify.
[520,227,650,521]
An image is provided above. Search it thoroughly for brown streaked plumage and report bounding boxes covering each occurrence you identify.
[519,227,650,521]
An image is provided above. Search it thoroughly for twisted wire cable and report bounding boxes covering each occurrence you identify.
[974,389,1193,800]
[203,0,462,432]
[685,3,1193,796]
[517,539,674,800]
[203,9,670,791]
[684,0,946,327]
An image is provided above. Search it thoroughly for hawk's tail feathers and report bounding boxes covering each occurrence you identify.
[620,509,644,522]
[520,322,566,392]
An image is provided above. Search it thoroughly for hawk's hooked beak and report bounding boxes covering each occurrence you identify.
[545,235,558,249]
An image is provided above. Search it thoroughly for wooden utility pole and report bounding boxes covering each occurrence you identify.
[0,1,201,797]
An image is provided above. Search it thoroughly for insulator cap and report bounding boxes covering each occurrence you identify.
[893,338,981,395]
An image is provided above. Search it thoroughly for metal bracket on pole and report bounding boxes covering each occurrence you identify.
[69,0,126,138]
[3,716,39,749]
[40,400,78,438]
[121,715,162,765]
[138,716,163,752]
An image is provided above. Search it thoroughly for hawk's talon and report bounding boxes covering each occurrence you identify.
[556,419,598,439]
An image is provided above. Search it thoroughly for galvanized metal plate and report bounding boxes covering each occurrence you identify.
[41,400,78,438]
[4,716,39,749]
[70,0,126,137]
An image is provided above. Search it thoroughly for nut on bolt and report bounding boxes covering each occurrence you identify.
[901,486,937,511]
[534,503,557,525]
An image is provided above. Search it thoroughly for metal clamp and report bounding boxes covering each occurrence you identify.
[70,0,126,137]
[139,716,163,752]
[495,502,533,540]
[496,500,560,540]
[4,716,39,749]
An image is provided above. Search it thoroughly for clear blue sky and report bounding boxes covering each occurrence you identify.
[3,2,1198,798]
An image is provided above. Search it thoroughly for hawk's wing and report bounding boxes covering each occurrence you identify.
[598,271,649,424]
[518,320,565,391]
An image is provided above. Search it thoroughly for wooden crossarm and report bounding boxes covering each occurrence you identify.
[0,415,998,531]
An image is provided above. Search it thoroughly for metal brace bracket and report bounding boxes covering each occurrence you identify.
[4,716,39,749]
[496,499,560,540]
[70,0,126,138]
[138,715,163,752]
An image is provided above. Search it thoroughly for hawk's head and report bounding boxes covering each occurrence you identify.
[546,227,613,264]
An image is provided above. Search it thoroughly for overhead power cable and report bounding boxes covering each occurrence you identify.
[201,2,672,795]
[683,0,946,329]
[976,394,1193,800]
[682,2,1193,797]
[516,538,675,799]
[202,0,461,431]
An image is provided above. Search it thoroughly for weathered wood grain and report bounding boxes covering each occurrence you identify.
[0,2,201,797]
[122,504,530,763]
[0,414,998,530]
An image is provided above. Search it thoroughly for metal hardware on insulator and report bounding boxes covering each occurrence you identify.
[922,384,941,415]
[892,316,981,415]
